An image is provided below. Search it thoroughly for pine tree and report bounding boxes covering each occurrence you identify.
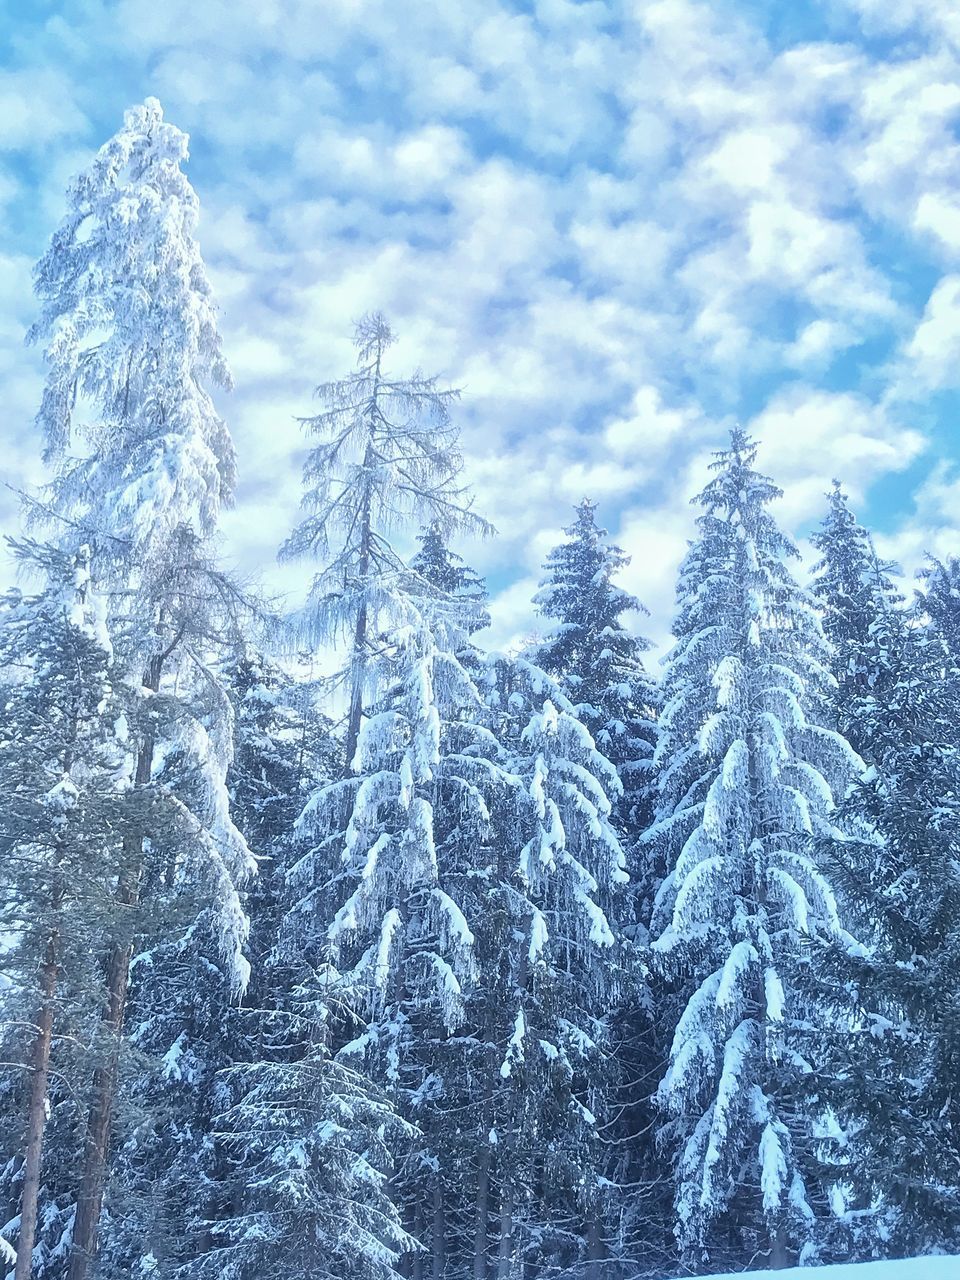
[248,316,494,1275]
[280,312,492,774]
[0,543,127,1280]
[809,482,902,757]
[919,555,960,661]
[287,608,491,1272]
[411,522,489,634]
[808,554,960,1259]
[533,499,657,830]
[24,98,253,1280]
[646,431,861,1270]
[466,655,629,1279]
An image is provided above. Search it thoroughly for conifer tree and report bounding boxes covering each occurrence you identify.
[250,317,494,1274]
[466,656,629,1279]
[533,499,657,829]
[24,98,253,1280]
[411,521,489,633]
[810,595,960,1260]
[647,431,861,1270]
[280,312,492,774]
[809,482,902,756]
[807,551,960,1260]
[0,544,126,1280]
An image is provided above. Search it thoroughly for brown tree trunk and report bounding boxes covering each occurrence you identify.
[67,659,160,1280]
[14,927,59,1280]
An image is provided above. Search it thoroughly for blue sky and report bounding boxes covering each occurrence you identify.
[2,0,960,653]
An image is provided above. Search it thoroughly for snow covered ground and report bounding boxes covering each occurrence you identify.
[686,1258,960,1280]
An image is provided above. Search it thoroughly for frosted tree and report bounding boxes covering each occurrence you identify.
[411,520,490,634]
[0,544,128,1280]
[284,608,495,1268]
[466,655,629,1278]
[646,431,861,1270]
[281,312,492,773]
[188,1043,417,1280]
[807,586,960,1260]
[809,482,902,756]
[533,499,657,830]
[24,98,253,1280]
[269,319,497,1271]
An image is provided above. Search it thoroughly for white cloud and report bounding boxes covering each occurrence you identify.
[3,0,960,660]
[903,276,960,390]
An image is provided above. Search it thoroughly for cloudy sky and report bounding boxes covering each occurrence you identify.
[2,0,960,654]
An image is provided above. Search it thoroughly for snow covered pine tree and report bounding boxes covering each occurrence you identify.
[0,545,126,1280]
[24,98,253,1280]
[646,431,862,1271]
[222,314,493,1276]
[534,498,657,831]
[809,482,903,757]
[811,537,960,1259]
[531,500,660,1267]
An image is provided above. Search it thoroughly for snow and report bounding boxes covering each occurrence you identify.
[675,1258,960,1280]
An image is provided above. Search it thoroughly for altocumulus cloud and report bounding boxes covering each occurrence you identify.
[2,0,960,650]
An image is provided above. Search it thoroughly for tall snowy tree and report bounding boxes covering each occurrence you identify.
[252,316,494,1273]
[812,606,960,1260]
[280,312,492,774]
[460,655,630,1279]
[809,482,902,757]
[647,431,861,1270]
[0,543,127,1280]
[24,98,253,1280]
[533,499,657,830]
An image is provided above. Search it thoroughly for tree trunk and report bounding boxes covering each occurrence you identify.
[14,926,59,1280]
[66,866,140,1280]
[496,1187,513,1280]
[474,1124,491,1280]
[431,1177,445,1280]
[768,1224,790,1270]
[68,664,159,1280]
[585,1213,605,1279]
[343,446,374,776]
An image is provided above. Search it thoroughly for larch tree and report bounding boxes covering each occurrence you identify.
[280,312,492,774]
[24,98,253,1280]
[268,315,495,1272]
[646,431,861,1271]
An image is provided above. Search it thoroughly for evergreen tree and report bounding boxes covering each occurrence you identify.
[287,607,492,1274]
[647,431,861,1270]
[411,522,489,633]
[533,499,657,830]
[280,312,491,774]
[919,555,960,661]
[23,98,253,1280]
[809,482,902,756]
[466,655,630,1279]
[0,544,127,1280]
[809,553,960,1260]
